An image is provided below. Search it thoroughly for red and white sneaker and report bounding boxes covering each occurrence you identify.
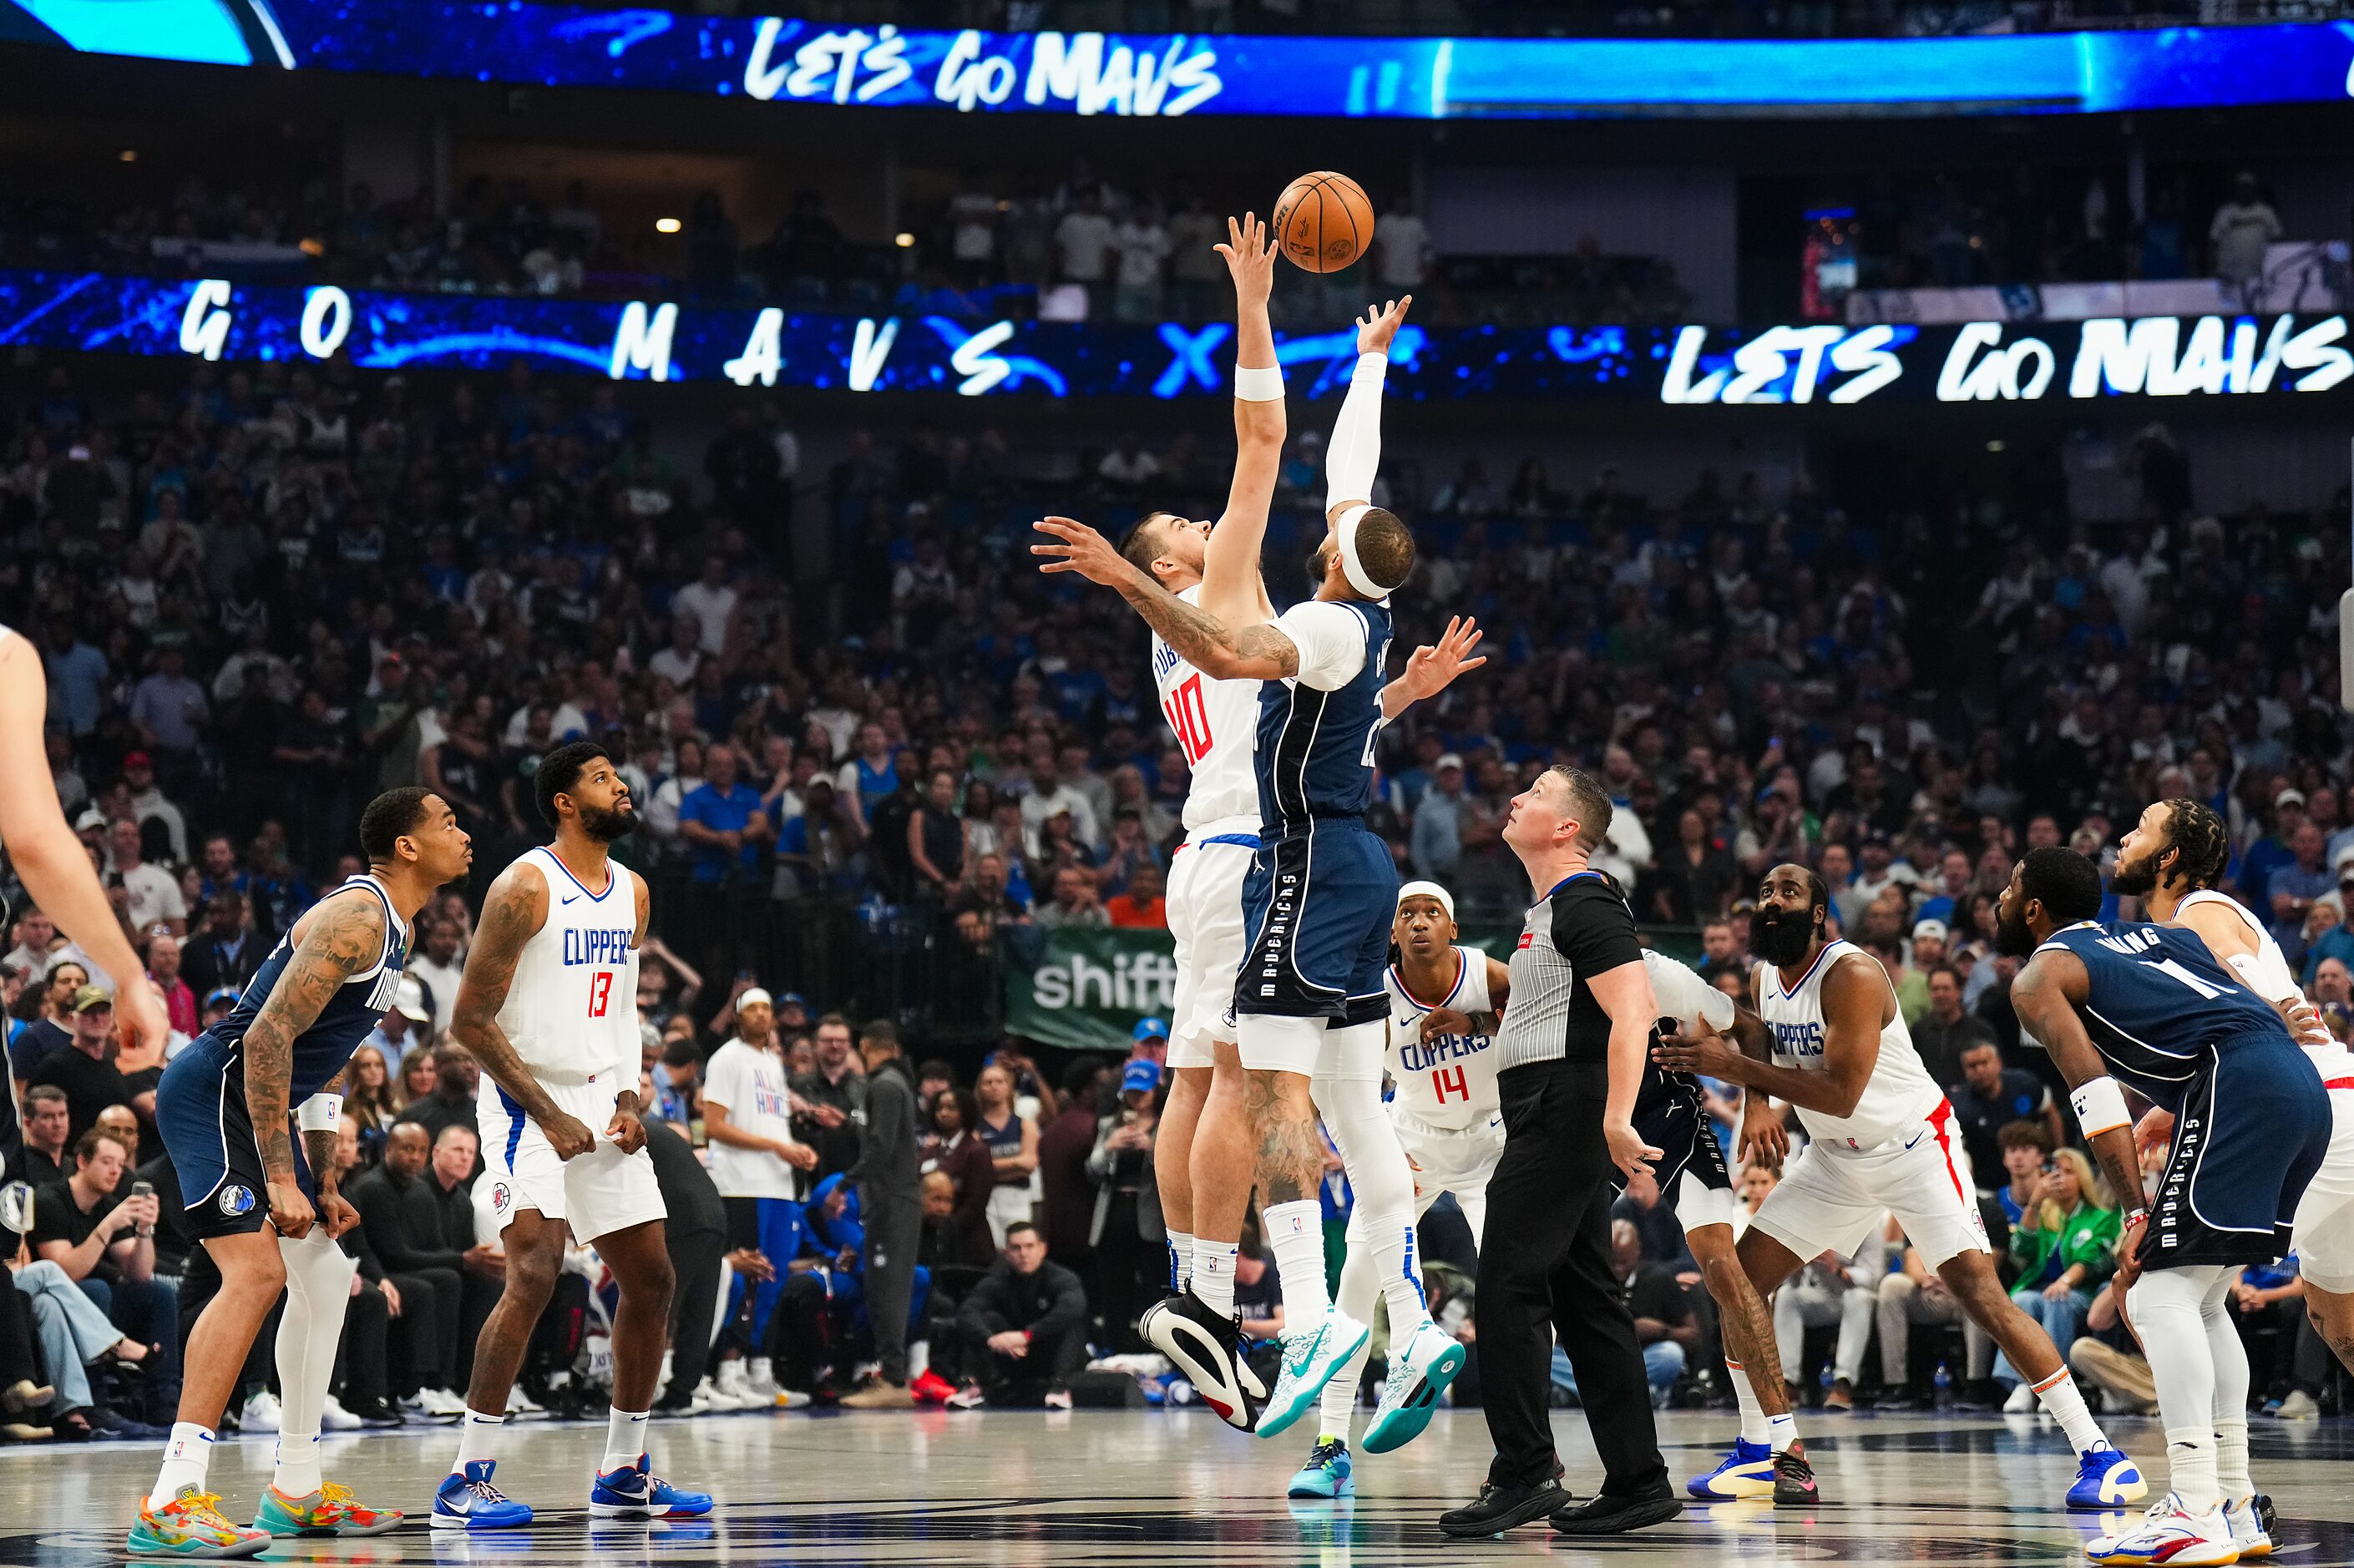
[2084,1493,2240,1565]
[910,1371,959,1405]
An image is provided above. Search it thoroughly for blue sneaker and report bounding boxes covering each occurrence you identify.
[431,1462,533,1531]
[2067,1446,2148,1511]
[590,1454,713,1520]
[1362,1321,1467,1454]
[1687,1439,1776,1500]
[1288,1439,1355,1500]
[1254,1307,1370,1441]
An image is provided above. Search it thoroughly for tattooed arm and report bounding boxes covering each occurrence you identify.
[1032,516,1300,680]
[451,859,597,1161]
[246,897,386,1239]
[306,1067,361,1238]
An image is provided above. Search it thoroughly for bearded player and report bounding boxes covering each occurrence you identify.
[431,742,707,1529]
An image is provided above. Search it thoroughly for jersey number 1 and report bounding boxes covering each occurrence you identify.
[1430,1064,1469,1105]
[588,971,615,1018]
[1164,675,1213,768]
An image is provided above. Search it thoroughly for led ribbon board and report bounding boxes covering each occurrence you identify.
[3,270,2346,404]
[3,2,2352,119]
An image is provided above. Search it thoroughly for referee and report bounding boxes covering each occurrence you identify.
[1439,766,1682,1539]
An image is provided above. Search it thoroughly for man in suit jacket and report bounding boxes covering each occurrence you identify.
[179,893,265,1002]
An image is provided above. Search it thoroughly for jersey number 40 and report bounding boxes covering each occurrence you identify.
[1163,675,1213,768]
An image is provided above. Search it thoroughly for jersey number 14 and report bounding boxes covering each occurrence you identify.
[1430,1064,1470,1105]
[1164,675,1213,768]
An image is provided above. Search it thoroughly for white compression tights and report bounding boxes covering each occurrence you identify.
[273,1227,358,1496]
[1309,1036,1431,1434]
[2125,1263,2249,1513]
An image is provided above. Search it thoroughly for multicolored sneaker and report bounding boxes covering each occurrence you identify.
[2067,1446,2150,1511]
[589,1454,713,1520]
[432,1461,534,1530]
[1687,1439,1776,1500]
[1253,1306,1369,1441]
[253,1482,405,1537]
[1287,1439,1355,1499]
[126,1487,271,1559]
[1362,1321,1467,1454]
[1772,1449,1821,1506]
[2225,1494,2276,1559]
[2084,1492,2239,1565]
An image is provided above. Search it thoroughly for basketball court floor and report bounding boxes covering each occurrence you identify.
[6,1409,2350,1565]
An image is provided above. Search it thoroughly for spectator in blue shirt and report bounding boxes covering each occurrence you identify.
[679,741,772,884]
[2239,789,2306,912]
[2266,821,2333,949]
[42,623,108,736]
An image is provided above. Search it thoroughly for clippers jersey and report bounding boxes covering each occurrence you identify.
[210,875,408,1102]
[1152,584,1263,835]
[1758,939,1942,1151]
[1386,946,1499,1130]
[498,847,640,1086]
[1255,598,1392,832]
[2179,890,2354,1080]
[2036,920,2293,1110]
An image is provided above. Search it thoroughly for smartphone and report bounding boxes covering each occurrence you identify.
[129,1179,155,1237]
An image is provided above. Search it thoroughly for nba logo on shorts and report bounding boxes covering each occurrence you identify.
[219,1184,255,1216]
[491,1181,512,1214]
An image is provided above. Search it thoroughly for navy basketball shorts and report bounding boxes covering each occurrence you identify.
[1614,1065,1739,1232]
[1232,822,1396,1076]
[154,1031,315,1242]
[2149,1033,2334,1269]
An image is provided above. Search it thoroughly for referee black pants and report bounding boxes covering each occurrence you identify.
[1478,1058,1668,1495]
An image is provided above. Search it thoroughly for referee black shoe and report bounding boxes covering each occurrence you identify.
[1550,1482,1683,1536]
[1438,1478,1569,1538]
[1142,1292,1262,1432]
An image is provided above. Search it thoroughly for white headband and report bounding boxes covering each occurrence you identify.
[1334,505,1390,599]
[1397,879,1455,919]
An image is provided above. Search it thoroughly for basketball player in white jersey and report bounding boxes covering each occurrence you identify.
[2113,799,2354,1390]
[431,742,709,1530]
[1117,222,1480,1434]
[0,625,170,1060]
[1656,862,2146,1512]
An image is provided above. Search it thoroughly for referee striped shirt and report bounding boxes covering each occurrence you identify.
[1494,870,1645,1072]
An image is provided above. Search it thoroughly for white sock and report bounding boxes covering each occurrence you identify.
[450,1409,504,1475]
[1727,1358,1770,1446]
[149,1422,215,1508]
[1767,1412,1799,1454]
[2030,1368,2109,1457]
[909,1340,931,1383]
[1263,1201,1329,1322]
[1167,1230,1197,1293]
[2165,1424,2221,1514]
[272,1431,321,1498]
[1192,1239,1240,1318]
[604,1407,651,1472]
[2213,1418,2251,1502]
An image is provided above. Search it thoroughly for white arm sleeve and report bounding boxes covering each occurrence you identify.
[1266,601,1369,691]
[1324,353,1387,510]
[1643,949,1736,1033]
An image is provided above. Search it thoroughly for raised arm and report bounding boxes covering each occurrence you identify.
[2007,947,2149,1290]
[1034,516,1300,680]
[1380,615,1486,721]
[1201,214,1283,627]
[450,859,597,1161]
[1325,296,1410,526]
[243,893,387,1239]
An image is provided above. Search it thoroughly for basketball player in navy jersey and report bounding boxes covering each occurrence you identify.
[133,788,473,1557]
[2004,847,2331,1565]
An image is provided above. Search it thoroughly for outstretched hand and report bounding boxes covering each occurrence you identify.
[1032,516,1132,588]
[1356,296,1413,357]
[1395,616,1485,703]
[1214,214,1277,310]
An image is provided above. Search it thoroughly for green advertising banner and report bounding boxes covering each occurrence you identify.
[1002,921,1703,1054]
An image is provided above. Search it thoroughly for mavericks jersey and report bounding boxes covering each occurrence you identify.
[1386,946,1498,1130]
[2036,920,2293,1110]
[497,847,640,1086]
[2179,890,2354,1081]
[1758,939,1943,1151]
[1255,598,1392,833]
[1152,584,1262,836]
[211,875,408,1101]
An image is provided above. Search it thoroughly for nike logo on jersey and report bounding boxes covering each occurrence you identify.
[562,893,582,906]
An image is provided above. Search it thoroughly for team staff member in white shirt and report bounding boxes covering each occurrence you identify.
[701,987,819,1402]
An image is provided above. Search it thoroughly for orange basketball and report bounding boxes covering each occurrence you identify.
[1273,171,1374,274]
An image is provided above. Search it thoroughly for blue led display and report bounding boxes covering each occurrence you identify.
[1,0,2349,119]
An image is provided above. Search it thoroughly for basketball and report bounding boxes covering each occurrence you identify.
[1273,171,1374,274]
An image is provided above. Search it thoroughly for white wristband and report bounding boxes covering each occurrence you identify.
[296,1093,345,1132]
[1233,363,1285,402]
[2068,1075,2130,1136]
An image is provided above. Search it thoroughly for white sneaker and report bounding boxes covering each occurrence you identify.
[2274,1389,2317,1420]
[699,1373,750,1413]
[414,1387,468,1419]
[714,1360,754,1410]
[320,1393,362,1432]
[2225,1494,2276,1559]
[241,1390,283,1433]
[505,1386,546,1421]
[746,1358,781,1400]
[2086,1493,2239,1565]
[774,1388,812,1410]
[2003,1382,2038,1414]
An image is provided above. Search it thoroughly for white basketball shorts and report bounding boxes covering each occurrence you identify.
[1392,1105,1505,1216]
[477,1073,668,1243]
[2292,1082,2354,1292]
[1750,1099,1988,1270]
[1166,831,1256,1071]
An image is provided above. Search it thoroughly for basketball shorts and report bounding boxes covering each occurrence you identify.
[1392,1105,1505,1216]
[1751,1099,1988,1270]
[1165,826,1258,1070]
[1233,822,1395,1074]
[478,1074,668,1243]
[1612,1066,1739,1232]
[2146,1037,2332,1271]
[154,1030,316,1241]
[2291,1081,2354,1292]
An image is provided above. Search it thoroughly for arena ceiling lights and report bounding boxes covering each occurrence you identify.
[1,0,2351,119]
